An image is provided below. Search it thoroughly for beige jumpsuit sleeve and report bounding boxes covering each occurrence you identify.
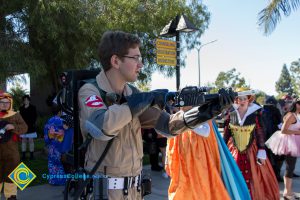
[78,83,132,141]
[139,106,191,137]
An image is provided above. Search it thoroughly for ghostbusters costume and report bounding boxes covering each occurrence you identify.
[0,92,28,199]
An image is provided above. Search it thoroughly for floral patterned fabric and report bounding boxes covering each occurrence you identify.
[44,116,66,185]
[47,144,66,185]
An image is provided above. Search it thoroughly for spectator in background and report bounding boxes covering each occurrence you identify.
[162,92,179,179]
[278,95,300,178]
[142,93,179,176]
[223,88,279,199]
[281,95,294,116]
[157,133,168,179]
[262,96,284,182]
[266,99,300,199]
[142,128,169,178]
[0,91,27,200]
[142,128,163,171]
[19,95,38,160]
[44,106,71,185]
[165,92,179,114]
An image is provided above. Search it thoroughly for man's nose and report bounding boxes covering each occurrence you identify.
[138,62,143,68]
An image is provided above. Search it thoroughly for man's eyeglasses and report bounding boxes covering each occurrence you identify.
[122,55,143,63]
[0,102,10,105]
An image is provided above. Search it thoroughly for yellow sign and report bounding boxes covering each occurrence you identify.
[156,39,176,49]
[156,49,176,57]
[156,39,177,66]
[8,162,36,190]
[156,56,177,66]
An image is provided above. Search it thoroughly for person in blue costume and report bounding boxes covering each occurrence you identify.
[44,106,72,185]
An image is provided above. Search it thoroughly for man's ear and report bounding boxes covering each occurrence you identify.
[111,55,120,70]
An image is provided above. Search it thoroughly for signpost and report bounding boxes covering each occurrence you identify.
[159,15,198,90]
[156,39,176,67]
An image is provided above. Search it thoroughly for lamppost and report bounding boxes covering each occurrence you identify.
[160,15,198,91]
[196,39,217,87]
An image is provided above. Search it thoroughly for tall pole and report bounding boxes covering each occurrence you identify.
[196,39,217,87]
[176,32,180,91]
[160,14,198,91]
[197,48,200,87]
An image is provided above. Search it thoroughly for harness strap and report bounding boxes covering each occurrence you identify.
[123,177,129,195]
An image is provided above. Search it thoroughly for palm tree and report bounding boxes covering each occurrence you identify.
[258,0,300,35]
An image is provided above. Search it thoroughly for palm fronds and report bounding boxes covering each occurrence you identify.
[258,0,300,35]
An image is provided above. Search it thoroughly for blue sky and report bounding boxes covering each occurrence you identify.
[151,0,300,95]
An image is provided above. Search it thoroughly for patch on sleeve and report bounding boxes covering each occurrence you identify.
[85,95,104,108]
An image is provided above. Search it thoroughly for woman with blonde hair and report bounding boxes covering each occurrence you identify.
[223,88,279,200]
[266,98,300,199]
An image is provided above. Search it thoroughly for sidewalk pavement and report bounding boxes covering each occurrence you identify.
[2,161,300,200]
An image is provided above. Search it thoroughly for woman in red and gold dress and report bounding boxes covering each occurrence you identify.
[223,88,279,200]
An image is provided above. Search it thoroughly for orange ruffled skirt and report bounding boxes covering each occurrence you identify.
[166,120,230,200]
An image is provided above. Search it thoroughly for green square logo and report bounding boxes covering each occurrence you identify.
[8,162,36,191]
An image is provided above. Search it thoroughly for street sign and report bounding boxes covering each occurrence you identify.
[156,39,176,66]
[156,39,176,49]
[156,57,177,66]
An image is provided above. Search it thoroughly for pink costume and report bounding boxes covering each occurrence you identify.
[266,113,300,157]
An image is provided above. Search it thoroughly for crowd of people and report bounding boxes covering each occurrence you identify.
[0,30,300,200]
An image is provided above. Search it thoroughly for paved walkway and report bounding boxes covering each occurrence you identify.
[1,161,300,200]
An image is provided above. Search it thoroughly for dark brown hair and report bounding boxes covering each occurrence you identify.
[98,31,141,71]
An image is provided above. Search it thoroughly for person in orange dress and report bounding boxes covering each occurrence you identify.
[166,107,251,200]
[166,120,230,200]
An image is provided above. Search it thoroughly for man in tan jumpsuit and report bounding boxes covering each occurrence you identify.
[78,31,234,200]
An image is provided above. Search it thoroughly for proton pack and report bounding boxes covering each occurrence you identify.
[57,68,104,200]
[58,68,149,200]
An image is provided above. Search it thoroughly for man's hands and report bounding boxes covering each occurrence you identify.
[126,89,169,118]
[208,88,235,116]
[183,88,235,128]
[151,89,168,110]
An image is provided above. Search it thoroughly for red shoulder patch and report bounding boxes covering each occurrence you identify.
[85,95,104,108]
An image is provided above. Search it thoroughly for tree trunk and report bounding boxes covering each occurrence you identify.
[30,73,56,116]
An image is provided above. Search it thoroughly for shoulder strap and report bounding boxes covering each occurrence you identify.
[84,79,139,99]
[127,84,140,94]
[74,78,115,198]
